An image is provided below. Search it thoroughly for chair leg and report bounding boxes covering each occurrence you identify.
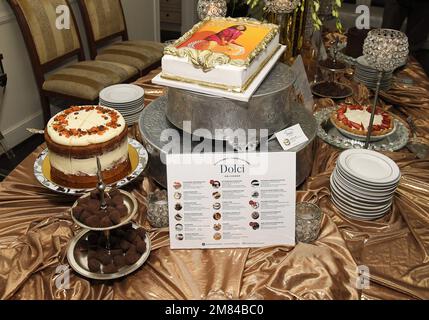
[40,95,51,125]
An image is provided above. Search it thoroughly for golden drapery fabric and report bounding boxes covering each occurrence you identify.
[0,61,429,300]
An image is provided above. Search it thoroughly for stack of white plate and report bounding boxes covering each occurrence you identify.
[330,149,401,220]
[354,56,393,91]
[99,84,145,125]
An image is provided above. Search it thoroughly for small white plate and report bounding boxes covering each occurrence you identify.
[331,188,392,213]
[335,166,399,191]
[332,198,389,221]
[331,174,394,205]
[333,173,397,201]
[100,98,145,107]
[100,84,145,104]
[330,174,394,206]
[338,149,401,185]
[332,194,391,217]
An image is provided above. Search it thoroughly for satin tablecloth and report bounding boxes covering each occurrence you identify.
[0,62,428,300]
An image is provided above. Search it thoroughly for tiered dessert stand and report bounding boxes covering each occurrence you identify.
[139,63,318,187]
[67,162,151,280]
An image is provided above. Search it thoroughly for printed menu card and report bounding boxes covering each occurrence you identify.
[166,152,296,249]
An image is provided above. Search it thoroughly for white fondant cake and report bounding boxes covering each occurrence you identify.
[161,17,280,92]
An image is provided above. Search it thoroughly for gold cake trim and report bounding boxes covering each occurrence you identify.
[161,45,282,93]
[164,17,280,72]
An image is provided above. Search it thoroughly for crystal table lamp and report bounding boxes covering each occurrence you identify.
[362,29,409,148]
[197,0,227,20]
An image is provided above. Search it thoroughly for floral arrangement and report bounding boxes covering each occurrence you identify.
[243,0,344,32]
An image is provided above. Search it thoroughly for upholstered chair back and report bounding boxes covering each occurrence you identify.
[81,0,127,42]
[9,0,82,65]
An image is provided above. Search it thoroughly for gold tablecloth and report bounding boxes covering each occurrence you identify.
[1,63,428,300]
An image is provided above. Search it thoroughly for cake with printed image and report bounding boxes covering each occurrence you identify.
[161,17,280,92]
[44,105,131,188]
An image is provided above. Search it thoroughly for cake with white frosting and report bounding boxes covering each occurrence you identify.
[161,17,280,92]
[45,106,130,188]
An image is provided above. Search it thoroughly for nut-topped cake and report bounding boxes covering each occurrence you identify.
[45,106,130,188]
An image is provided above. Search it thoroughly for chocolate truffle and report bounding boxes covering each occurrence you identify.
[85,215,101,228]
[100,216,113,228]
[125,250,140,265]
[109,189,121,198]
[103,263,118,274]
[95,248,112,265]
[88,258,101,272]
[109,210,121,225]
[113,229,126,239]
[112,195,123,206]
[73,205,84,216]
[113,255,127,268]
[119,240,131,251]
[126,229,138,243]
[116,204,128,216]
[136,228,146,239]
[79,210,92,223]
[87,199,100,211]
[136,239,146,254]
[110,249,123,256]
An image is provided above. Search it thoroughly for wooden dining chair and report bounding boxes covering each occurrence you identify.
[77,0,164,76]
[8,0,140,125]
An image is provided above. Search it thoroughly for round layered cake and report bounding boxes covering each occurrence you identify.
[45,106,131,188]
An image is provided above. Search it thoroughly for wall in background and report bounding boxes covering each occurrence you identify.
[0,0,158,151]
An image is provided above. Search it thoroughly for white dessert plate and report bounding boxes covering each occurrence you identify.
[331,185,393,213]
[100,98,145,108]
[331,195,391,217]
[330,174,395,204]
[330,174,394,206]
[333,192,392,213]
[332,197,389,221]
[34,138,148,196]
[100,84,144,104]
[338,149,401,185]
[152,45,287,102]
[333,173,397,201]
[335,166,400,190]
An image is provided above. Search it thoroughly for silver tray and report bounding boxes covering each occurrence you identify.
[34,138,148,196]
[139,95,317,188]
[66,223,151,281]
[166,62,296,140]
[310,81,354,99]
[314,107,409,151]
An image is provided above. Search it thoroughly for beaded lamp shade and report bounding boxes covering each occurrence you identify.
[363,28,409,72]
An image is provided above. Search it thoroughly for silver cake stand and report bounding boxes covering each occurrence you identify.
[138,96,317,188]
[166,63,297,141]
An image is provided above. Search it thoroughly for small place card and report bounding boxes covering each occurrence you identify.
[275,124,309,151]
